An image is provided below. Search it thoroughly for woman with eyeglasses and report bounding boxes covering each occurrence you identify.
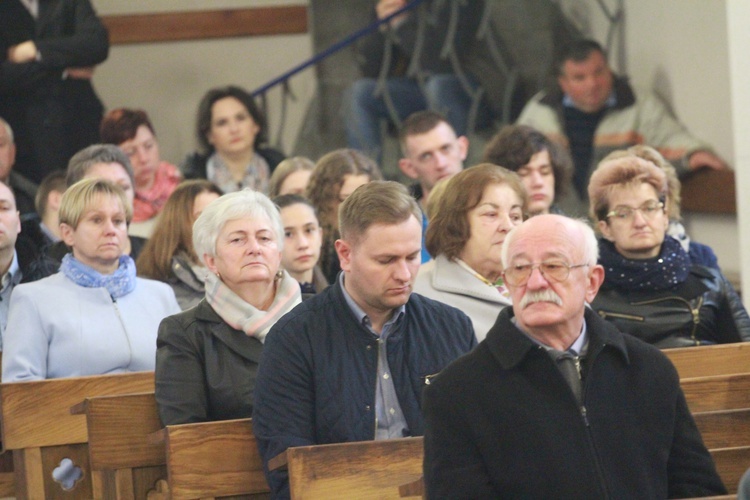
[587,155,750,348]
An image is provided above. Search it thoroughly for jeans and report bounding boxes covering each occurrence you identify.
[345,74,485,163]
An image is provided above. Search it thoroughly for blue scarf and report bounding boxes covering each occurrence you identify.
[60,254,137,299]
[598,235,690,292]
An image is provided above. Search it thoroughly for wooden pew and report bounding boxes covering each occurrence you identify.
[695,408,750,493]
[664,343,750,379]
[0,351,10,497]
[681,372,750,412]
[0,450,14,498]
[152,418,269,499]
[0,371,154,499]
[70,392,165,499]
[693,408,750,450]
[269,437,424,499]
[710,446,750,496]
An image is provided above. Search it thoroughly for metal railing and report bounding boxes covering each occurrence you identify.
[253,0,625,151]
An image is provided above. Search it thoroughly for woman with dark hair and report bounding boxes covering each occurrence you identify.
[306,148,382,283]
[100,108,182,226]
[414,164,527,341]
[181,85,285,194]
[482,124,572,216]
[136,180,222,310]
[274,194,327,298]
[588,155,750,348]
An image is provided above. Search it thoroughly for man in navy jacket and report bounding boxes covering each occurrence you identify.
[253,181,476,498]
[422,214,725,498]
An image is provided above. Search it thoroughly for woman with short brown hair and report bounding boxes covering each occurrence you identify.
[414,164,527,341]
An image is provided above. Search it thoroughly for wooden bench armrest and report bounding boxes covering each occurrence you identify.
[147,428,167,445]
[399,475,424,497]
[268,450,288,471]
[69,399,89,415]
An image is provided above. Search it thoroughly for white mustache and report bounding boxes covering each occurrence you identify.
[519,289,563,309]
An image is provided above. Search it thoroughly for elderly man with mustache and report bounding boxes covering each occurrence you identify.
[421,214,726,498]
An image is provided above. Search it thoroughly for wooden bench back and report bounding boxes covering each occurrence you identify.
[0,371,154,499]
[664,342,750,379]
[157,418,268,499]
[71,392,165,499]
[693,408,750,450]
[681,372,750,413]
[710,446,750,496]
[280,437,424,499]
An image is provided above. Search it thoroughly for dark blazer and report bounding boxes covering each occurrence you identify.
[423,307,725,499]
[0,0,109,183]
[155,300,263,425]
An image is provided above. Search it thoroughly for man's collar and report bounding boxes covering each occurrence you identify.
[338,273,405,331]
[511,316,588,355]
[1,251,22,291]
[542,74,636,111]
[487,307,629,370]
[562,91,617,110]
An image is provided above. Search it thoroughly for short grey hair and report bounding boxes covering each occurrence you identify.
[193,189,284,260]
[501,216,599,268]
[66,144,135,188]
[0,117,13,143]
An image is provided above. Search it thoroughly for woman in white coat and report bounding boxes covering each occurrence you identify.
[2,178,180,381]
[414,164,527,341]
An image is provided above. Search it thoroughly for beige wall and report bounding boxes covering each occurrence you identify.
[623,1,739,277]
[726,0,750,298]
[90,0,315,165]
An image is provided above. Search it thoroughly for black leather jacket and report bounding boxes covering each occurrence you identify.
[591,265,750,348]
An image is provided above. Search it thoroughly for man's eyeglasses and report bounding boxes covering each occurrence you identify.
[503,261,589,287]
[606,200,664,222]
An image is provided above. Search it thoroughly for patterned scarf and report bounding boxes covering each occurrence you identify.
[206,152,270,194]
[598,235,690,292]
[132,161,182,222]
[60,254,137,298]
[204,270,301,342]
